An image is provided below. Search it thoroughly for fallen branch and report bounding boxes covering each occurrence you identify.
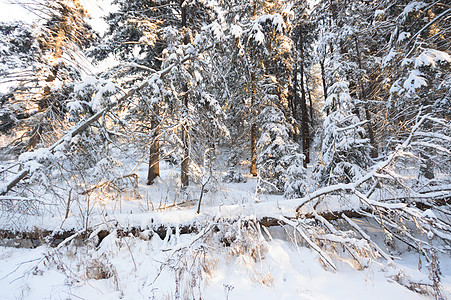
[0,170,29,196]
[295,113,429,212]
[80,174,138,195]
[280,216,337,271]
[314,213,372,269]
[341,213,393,262]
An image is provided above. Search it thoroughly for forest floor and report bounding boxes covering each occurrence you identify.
[0,159,450,299]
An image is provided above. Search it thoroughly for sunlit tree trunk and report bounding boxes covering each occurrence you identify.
[147,105,160,185]
[250,77,258,176]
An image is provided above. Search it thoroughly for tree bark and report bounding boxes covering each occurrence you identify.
[354,35,378,158]
[299,36,310,167]
[292,57,298,120]
[181,114,189,187]
[320,59,328,110]
[250,123,257,176]
[250,76,257,176]
[180,1,190,188]
[0,209,369,248]
[147,108,160,185]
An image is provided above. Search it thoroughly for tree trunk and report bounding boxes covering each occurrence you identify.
[180,1,190,187]
[299,38,310,167]
[250,123,257,176]
[250,78,257,176]
[306,76,314,128]
[147,109,160,185]
[364,105,377,158]
[320,59,328,108]
[354,35,378,158]
[292,58,298,120]
[181,113,189,187]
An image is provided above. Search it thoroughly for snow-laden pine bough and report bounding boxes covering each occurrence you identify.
[1,94,450,297]
[0,50,199,197]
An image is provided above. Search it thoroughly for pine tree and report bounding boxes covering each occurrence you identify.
[291,4,316,167]
[218,0,296,176]
[0,22,41,135]
[311,0,379,157]
[315,81,372,187]
[1,0,96,151]
[91,0,216,187]
[374,0,451,181]
[257,106,307,198]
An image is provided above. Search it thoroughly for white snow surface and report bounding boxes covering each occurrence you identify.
[1,232,447,299]
[400,2,427,21]
[397,32,410,43]
[382,49,397,67]
[231,24,243,39]
[0,1,36,23]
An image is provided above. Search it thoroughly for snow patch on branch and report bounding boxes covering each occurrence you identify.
[415,49,451,69]
[403,70,427,95]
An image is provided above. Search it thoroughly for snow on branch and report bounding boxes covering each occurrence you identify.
[0,51,200,196]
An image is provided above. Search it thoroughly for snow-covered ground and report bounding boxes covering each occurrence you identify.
[1,228,449,300]
[0,158,450,299]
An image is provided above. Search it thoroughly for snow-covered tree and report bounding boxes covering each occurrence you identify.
[257,106,307,198]
[0,0,96,151]
[0,22,41,134]
[217,0,295,176]
[315,81,372,187]
[91,0,217,187]
[365,0,451,183]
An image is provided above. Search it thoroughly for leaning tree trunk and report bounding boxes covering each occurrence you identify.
[320,59,328,112]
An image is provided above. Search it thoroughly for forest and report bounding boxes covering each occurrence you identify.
[0,0,450,299]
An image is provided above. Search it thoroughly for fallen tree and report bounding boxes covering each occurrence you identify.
[1,208,445,298]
